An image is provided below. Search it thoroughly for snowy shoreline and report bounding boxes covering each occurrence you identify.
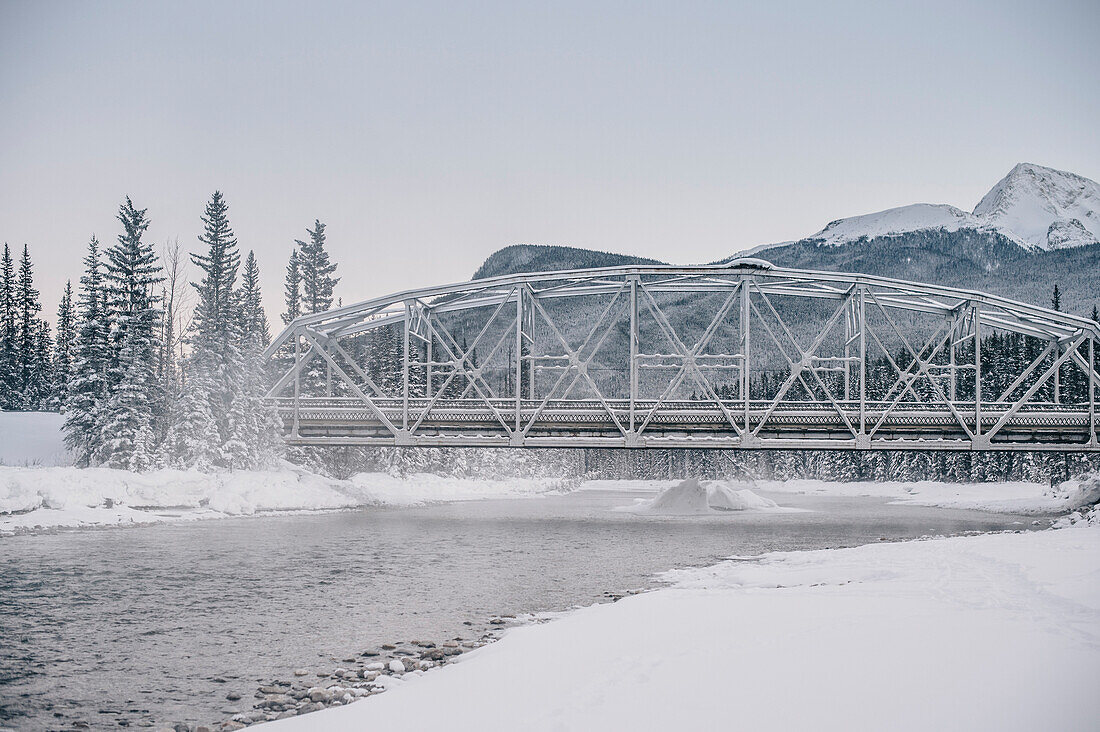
[4,469,1093,537]
[262,520,1100,732]
[0,464,575,536]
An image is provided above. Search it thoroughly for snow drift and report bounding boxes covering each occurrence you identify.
[616,478,780,515]
[0,463,572,534]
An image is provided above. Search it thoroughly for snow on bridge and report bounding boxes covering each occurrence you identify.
[263,260,1100,451]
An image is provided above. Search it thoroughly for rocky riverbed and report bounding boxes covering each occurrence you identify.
[187,614,534,732]
[216,634,497,730]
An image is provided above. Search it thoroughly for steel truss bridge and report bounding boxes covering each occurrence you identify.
[264,259,1099,452]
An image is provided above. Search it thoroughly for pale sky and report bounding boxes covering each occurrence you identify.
[2,0,1098,329]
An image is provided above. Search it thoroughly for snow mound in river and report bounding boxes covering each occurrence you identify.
[706,481,780,511]
[619,478,779,515]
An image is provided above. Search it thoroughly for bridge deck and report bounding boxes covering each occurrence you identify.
[272,397,1097,451]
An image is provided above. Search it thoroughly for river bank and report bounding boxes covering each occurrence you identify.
[265,516,1100,732]
[5,467,1094,537]
[0,464,574,535]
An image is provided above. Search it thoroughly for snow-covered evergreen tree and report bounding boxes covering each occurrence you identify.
[100,198,164,467]
[240,250,270,347]
[64,237,110,466]
[52,280,76,409]
[0,243,14,409]
[227,249,282,469]
[31,319,53,410]
[163,191,242,467]
[14,244,51,409]
[161,384,219,470]
[282,249,301,325]
[99,325,159,469]
[296,220,338,315]
[164,193,280,470]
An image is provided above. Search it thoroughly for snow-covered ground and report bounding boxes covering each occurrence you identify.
[583,476,1091,514]
[6,469,1088,536]
[266,521,1100,732]
[0,464,572,535]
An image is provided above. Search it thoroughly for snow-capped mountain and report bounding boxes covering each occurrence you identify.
[803,163,1100,251]
[974,163,1100,250]
[810,203,974,247]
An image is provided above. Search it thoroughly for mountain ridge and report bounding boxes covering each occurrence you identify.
[471,164,1100,317]
[789,162,1100,253]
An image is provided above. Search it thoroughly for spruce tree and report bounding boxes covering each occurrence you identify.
[0,244,14,409]
[166,191,242,468]
[226,250,282,468]
[161,385,219,470]
[282,249,301,325]
[64,237,111,466]
[100,198,164,468]
[15,244,49,409]
[296,220,338,315]
[240,250,270,348]
[32,320,53,410]
[53,280,76,409]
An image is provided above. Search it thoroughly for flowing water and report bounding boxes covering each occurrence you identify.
[0,487,1044,730]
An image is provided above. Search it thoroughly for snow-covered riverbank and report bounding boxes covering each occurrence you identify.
[6,467,1097,536]
[265,520,1100,732]
[0,464,572,535]
[584,475,1097,514]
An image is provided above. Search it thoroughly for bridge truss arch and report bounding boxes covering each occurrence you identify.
[264,260,1099,451]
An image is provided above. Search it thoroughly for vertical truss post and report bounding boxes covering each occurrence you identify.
[844,298,852,402]
[326,359,332,396]
[402,302,411,430]
[528,292,538,400]
[292,330,301,438]
[858,286,866,438]
[629,276,639,436]
[425,309,433,399]
[974,302,982,441]
[949,313,957,402]
[1053,337,1061,404]
[515,288,523,432]
[1090,336,1096,444]
[740,277,751,432]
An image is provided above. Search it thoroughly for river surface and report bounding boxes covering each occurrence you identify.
[0,487,1043,730]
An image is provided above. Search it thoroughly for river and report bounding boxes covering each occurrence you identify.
[0,486,1043,730]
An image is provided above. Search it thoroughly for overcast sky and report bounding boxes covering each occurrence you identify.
[2,0,1098,327]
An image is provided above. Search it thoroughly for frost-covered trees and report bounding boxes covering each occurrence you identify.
[240,250,270,348]
[64,237,110,465]
[282,249,301,325]
[162,192,280,470]
[1,244,54,410]
[98,198,164,468]
[52,281,76,409]
[297,220,338,316]
[58,195,281,472]
[278,220,340,394]
[0,244,15,409]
